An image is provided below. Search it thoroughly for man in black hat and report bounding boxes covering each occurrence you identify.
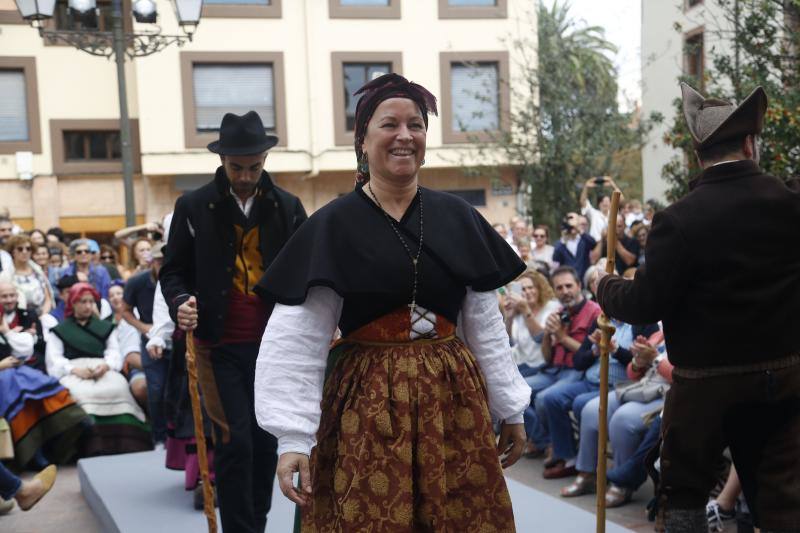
[597,84,800,532]
[160,111,307,533]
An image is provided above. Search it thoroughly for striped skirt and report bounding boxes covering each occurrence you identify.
[301,310,516,532]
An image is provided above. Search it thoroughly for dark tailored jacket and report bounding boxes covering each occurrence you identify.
[160,168,307,344]
[598,160,800,369]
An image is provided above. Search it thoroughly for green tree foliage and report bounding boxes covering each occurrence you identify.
[462,1,648,229]
[661,0,800,201]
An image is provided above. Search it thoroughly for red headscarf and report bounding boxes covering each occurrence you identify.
[352,73,438,184]
[65,282,100,318]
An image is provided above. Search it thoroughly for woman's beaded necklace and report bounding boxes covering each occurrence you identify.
[367,182,424,319]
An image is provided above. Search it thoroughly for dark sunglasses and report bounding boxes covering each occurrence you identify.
[74,249,91,255]
[15,245,32,252]
[533,234,546,238]
[101,255,114,260]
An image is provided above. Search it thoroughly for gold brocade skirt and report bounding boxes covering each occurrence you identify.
[301,308,516,533]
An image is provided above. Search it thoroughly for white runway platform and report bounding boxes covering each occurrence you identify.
[78,450,634,532]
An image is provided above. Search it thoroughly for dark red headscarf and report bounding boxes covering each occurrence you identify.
[353,73,438,184]
[65,282,100,318]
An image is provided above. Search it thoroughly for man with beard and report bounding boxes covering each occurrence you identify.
[160,111,307,533]
[598,84,800,532]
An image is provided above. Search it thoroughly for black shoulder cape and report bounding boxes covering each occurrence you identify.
[255,185,524,336]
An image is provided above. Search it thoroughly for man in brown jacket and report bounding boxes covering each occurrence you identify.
[597,83,800,532]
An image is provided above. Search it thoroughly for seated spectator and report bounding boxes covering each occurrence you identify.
[0,280,46,371]
[31,243,50,272]
[591,215,640,274]
[45,283,151,456]
[5,235,53,316]
[561,333,670,505]
[107,281,147,408]
[552,213,597,280]
[517,237,533,264]
[48,244,68,273]
[0,463,56,514]
[0,281,88,469]
[99,245,125,281]
[28,230,46,247]
[128,237,153,278]
[501,270,560,378]
[52,240,112,299]
[530,225,555,270]
[522,266,601,457]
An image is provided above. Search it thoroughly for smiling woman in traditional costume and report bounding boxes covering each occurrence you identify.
[254,74,530,532]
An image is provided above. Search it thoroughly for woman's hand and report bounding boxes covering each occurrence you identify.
[0,356,22,371]
[92,363,110,380]
[497,422,526,469]
[631,339,658,367]
[71,367,94,380]
[276,452,312,507]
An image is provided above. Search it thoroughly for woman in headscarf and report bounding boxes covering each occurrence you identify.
[45,283,152,456]
[254,73,530,531]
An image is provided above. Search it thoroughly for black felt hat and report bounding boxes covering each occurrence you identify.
[207,111,279,155]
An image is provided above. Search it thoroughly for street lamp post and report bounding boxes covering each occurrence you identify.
[14,0,203,227]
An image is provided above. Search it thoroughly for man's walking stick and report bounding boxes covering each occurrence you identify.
[186,331,217,533]
[596,191,621,533]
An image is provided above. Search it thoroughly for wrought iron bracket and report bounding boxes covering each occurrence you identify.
[38,26,192,59]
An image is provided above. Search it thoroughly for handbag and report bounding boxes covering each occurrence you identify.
[614,365,669,404]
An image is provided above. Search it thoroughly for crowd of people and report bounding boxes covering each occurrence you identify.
[0,176,742,531]
[0,211,215,514]
[490,182,747,532]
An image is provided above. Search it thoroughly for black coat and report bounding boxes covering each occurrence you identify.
[160,168,307,343]
[598,160,800,369]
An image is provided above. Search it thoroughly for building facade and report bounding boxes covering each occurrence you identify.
[0,0,534,241]
[640,0,734,201]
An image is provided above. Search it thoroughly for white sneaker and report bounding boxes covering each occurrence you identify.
[706,499,735,532]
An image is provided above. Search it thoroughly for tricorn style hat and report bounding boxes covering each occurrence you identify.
[680,82,768,150]
[207,111,279,155]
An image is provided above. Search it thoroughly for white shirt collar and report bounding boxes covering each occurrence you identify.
[230,189,256,218]
[711,159,745,167]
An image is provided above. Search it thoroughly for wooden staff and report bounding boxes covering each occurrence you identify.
[186,331,217,533]
[596,190,621,533]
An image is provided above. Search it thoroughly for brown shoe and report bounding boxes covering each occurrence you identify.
[17,464,57,511]
[605,484,633,508]
[560,473,596,497]
[543,460,577,479]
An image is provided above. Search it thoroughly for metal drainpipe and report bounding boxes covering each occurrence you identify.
[301,0,320,181]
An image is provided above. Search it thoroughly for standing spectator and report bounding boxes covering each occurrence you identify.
[128,237,153,277]
[98,245,123,280]
[632,224,649,266]
[6,235,53,316]
[122,243,164,446]
[28,229,46,247]
[55,239,112,299]
[32,243,50,271]
[591,216,640,274]
[45,227,65,246]
[624,199,644,228]
[48,246,66,270]
[579,176,622,241]
[0,217,13,246]
[517,237,533,264]
[552,213,597,280]
[492,222,508,238]
[530,225,555,269]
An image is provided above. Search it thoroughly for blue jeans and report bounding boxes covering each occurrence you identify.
[523,367,582,448]
[607,415,662,490]
[539,379,600,462]
[576,392,664,474]
[141,338,170,443]
[518,363,542,378]
[0,462,21,500]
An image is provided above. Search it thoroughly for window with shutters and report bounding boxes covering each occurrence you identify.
[331,52,402,145]
[684,28,704,89]
[180,52,287,149]
[202,0,281,18]
[438,0,506,19]
[0,57,41,154]
[440,52,509,144]
[329,0,400,19]
[50,119,141,174]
